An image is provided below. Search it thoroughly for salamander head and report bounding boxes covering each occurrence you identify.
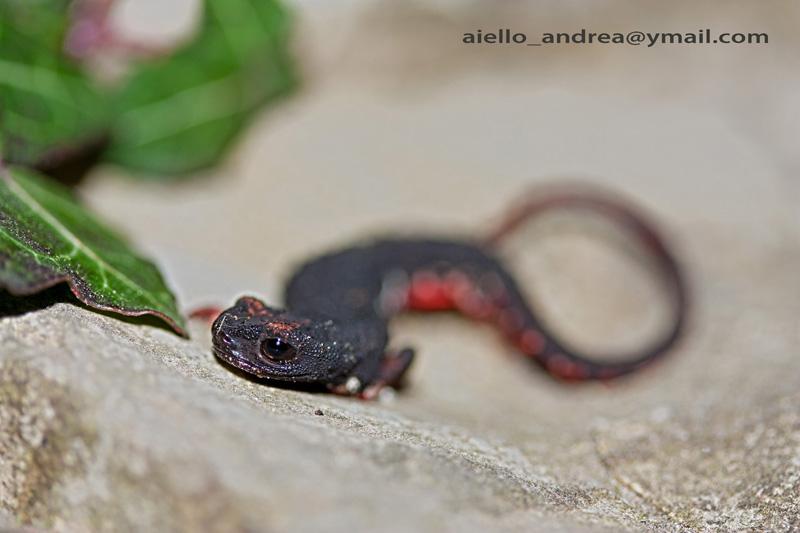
[211,296,357,384]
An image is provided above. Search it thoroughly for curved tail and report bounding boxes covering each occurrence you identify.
[483,184,688,381]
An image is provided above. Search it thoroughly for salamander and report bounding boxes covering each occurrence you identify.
[210,187,687,399]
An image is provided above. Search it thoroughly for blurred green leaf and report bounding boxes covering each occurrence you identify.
[0,165,187,336]
[105,0,296,174]
[0,0,111,169]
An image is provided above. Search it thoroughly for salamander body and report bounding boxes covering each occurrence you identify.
[211,189,686,399]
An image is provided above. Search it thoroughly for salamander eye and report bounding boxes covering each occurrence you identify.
[260,337,298,362]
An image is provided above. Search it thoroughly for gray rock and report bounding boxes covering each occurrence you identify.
[1,302,798,532]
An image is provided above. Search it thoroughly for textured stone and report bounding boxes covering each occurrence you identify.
[0,298,798,531]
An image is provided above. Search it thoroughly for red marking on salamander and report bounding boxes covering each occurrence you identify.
[518,329,545,356]
[406,271,456,311]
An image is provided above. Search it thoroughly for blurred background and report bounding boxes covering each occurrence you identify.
[75,0,798,434]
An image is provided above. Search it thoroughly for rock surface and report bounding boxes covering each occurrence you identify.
[1,301,797,532]
[2,0,799,531]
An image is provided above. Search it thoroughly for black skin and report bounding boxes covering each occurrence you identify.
[211,189,687,399]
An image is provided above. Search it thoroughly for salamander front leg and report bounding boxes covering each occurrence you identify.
[361,347,415,400]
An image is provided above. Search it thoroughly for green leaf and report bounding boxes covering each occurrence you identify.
[105,0,296,175]
[0,0,110,169]
[0,165,186,336]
